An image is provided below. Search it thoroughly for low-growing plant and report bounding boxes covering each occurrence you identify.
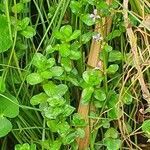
[0,0,150,149]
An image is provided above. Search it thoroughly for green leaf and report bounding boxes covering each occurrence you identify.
[94,89,106,101]
[30,92,48,105]
[15,143,36,150]
[106,30,121,41]
[57,121,70,136]
[104,128,119,139]
[97,1,110,16]
[108,107,122,120]
[0,15,12,52]
[58,43,70,57]
[0,117,12,138]
[107,64,119,74]
[108,50,122,62]
[123,88,133,105]
[44,107,63,119]
[29,144,36,150]
[70,41,81,51]
[49,139,62,150]
[66,74,79,86]
[53,30,64,40]
[70,1,82,15]
[43,82,57,97]
[15,143,30,150]
[12,3,24,13]
[0,76,6,93]
[43,82,68,97]
[45,45,55,54]
[124,122,132,133]
[72,113,86,127]
[76,128,85,138]
[48,120,70,136]
[32,53,47,69]
[46,58,56,68]
[94,100,104,108]
[51,66,64,77]
[61,57,72,72]
[47,120,59,132]
[63,131,77,145]
[69,30,81,41]
[69,50,81,60]
[48,5,57,19]
[142,120,150,135]
[62,105,75,117]
[71,141,78,150]
[103,138,121,150]
[15,41,27,58]
[103,44,113,52]
[26,73,43,85]
[82,69,103,86]
[119,23,126,32]
[40,70,53,79]
[0,93,19,118]
[94,141,103,150]
[60,25,72,38]
[129,14,139,26]
[80,14,95,26]
[111,1,119,9]
[81,87,94,104]
[107,90,119,108]
[97,1,109,10]
[20,26,36,38]
[81,32,93,44]
[101,118,111,128]
[125,53,134,66]
[17,17,30,31]
[56,84,68,97]
[47,97,66,107]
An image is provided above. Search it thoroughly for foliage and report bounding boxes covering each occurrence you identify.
[0,0,149,149]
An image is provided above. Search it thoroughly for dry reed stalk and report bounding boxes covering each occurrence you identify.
[123,0,150,106]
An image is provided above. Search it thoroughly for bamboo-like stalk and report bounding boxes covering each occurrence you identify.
[77,24,101,150]
[87,24,102,68]
[77,1,113,149]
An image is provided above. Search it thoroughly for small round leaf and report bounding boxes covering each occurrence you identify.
[26,73,43,85]
[0,93,19,118]
[0,117,12,138]
[142,120,150,135]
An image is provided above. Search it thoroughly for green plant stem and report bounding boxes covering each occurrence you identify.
[42,118,46,150]
[129,0,143,16]
[102,49,108,93]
